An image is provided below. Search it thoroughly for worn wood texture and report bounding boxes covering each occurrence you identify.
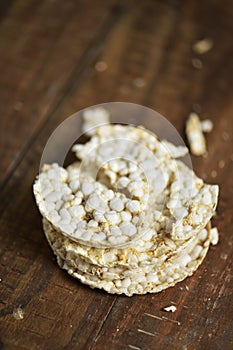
[0,0,233,349]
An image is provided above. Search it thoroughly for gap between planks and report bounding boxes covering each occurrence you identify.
[0,4,126,214]
[92,297,118,345]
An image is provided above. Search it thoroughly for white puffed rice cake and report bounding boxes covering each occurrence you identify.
[43,218,213,296]
[33,110,219,296]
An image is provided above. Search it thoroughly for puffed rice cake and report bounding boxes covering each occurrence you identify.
[33,113,219,296]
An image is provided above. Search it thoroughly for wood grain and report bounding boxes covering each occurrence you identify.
[0,0,233,349]
[0,0,119,187]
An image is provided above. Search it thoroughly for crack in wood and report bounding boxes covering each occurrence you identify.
[137,328,159,337]
[92,298,117,345]
[144,312,181,326]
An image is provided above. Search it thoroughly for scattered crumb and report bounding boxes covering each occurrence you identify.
[186,113,207,156]
[70,324,73,328]
[185,285,189,291]
[222,131,230,141]
[211,170,217,178]
[218,160,225,169]
[95,61,108,72]
[192,38,213,55]
[0,278,2,282]
[163,305,177,312]
[13,307,24,320]
[220,253,228,260]
[201,119,213,133]
[13,101,24,111]
[116,328,120,332]
[82,107,110,136]
[210,227,219,245]
[192,58,203,69]
[133,77,145,88]
[128,345,141,350]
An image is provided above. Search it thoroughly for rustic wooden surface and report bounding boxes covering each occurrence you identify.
[0,0,233,349]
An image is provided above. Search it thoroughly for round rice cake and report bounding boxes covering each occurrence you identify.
[43,215,203,268]
[34,162,150,248]
[73,124,219,241]
[33,121,219,296]
[34,126,218,248]
[43,218,199,269]
[43,218,211,296]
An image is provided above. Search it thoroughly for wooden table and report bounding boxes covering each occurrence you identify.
[0,1,232,349]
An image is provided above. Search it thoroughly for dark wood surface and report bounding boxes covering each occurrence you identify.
[0,1,233,349]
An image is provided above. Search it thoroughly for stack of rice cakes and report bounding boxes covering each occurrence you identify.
[34,122,219,296]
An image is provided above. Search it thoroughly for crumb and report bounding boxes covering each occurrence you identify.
[13,101,23,111]
[192,38,213,54]
[192,58,203,69]
[211,170,217,178]
[218,160,225,169]
[201,119,213,133]
[210,227,219,245]
[163,305,177,312]
[222,131,230,141]
[133,77,145,88]
[82,107,110,136]
[13,307,24,320]
[95,61,108,72]
[186,112,207,156]
[220,253,228,260]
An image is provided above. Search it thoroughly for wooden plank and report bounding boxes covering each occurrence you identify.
[0,1,128,349]
[0,0,233,349]
[0,0,118,187]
